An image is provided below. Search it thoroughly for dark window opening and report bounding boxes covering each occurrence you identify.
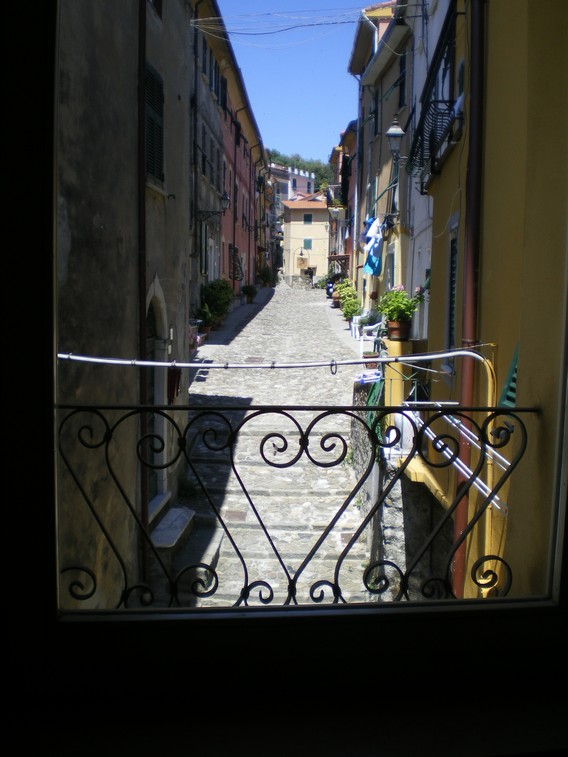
[145,63,164,182]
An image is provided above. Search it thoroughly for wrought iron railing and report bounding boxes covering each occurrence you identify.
[57,402,532,613]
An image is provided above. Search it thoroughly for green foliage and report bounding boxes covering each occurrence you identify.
[359,307,381,327]
[342,298,362,320]
[194,302,214,326]
[267,148,334,191]
[334,279,355,295]
[259,266,274,286]
[334,280,358,309]
[241,284,257,297]
[377,285,424,322]
[201,279,234,320]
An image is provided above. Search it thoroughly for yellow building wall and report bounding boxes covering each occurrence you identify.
[495,1,567,597]
[425,1,567,598]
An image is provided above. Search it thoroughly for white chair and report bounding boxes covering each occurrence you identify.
[350,309,370,338]
[359,318,386,356]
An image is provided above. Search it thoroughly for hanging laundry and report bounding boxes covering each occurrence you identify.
[359,216,375,244]
[363,233,383,275]
[365,218,381,240]
[363,249,382,276]
[371,236,383,259]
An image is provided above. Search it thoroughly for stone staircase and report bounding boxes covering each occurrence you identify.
[148,416,374,609]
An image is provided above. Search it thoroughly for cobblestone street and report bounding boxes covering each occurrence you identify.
[178,279,378,608]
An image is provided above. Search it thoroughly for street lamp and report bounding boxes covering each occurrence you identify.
[196,191,230,221]
[386,115,406,164]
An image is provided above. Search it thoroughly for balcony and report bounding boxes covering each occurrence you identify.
[57,396,533,613]
[405,96,464,186]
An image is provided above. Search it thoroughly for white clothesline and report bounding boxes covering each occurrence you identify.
[56,348,488,373]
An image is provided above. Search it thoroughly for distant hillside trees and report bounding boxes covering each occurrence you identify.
[268,148,334,192]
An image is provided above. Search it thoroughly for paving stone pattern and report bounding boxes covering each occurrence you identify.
[176,280,379,609]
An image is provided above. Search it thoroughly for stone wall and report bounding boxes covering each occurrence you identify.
[350,380,453,601]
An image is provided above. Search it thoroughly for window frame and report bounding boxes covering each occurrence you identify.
[35,2,566,740]
[145,63,164,184]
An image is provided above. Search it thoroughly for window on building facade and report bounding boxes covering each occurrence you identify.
[145,63,164,183]
[50,0,566,632]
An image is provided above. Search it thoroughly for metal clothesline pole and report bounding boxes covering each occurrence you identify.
[56,348,493,376]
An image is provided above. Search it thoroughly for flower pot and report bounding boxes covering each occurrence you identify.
[387,320,411,341]
[363,352,379,369]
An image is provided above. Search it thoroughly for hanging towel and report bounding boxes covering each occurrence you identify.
[365,218,381,240]
[371,236,383,259]
[363,235,383,275]
[359,217,375,244]
[363,249,382,276]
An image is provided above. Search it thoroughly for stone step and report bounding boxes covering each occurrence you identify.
[149,506,197,580]
[148,491,172,528]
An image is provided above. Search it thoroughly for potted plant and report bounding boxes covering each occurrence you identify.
[201,279,233,325]
[259,266,272,287]
[377,285,424,340]
[241,284,257,304]
[194,303,214,334]
[359,307,381,328]
[362,351,380,369]
[341,297,362,322]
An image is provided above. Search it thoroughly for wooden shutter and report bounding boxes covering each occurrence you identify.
[499,345,519,407]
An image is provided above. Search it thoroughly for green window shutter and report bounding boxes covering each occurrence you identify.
[499,344,519,407]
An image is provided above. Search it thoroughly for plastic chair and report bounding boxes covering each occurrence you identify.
[359,318,387,356]
[351,309,370,338]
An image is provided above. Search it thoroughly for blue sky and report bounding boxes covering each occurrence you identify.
[214,2,362,163]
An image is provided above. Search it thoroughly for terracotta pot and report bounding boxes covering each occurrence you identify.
[363,352,379,369]
[387,320,411,341]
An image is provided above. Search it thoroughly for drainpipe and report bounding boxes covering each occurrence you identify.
[453,0,485,598]
[137,0,148,577]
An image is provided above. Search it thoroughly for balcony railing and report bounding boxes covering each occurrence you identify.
[57,400,532,613]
